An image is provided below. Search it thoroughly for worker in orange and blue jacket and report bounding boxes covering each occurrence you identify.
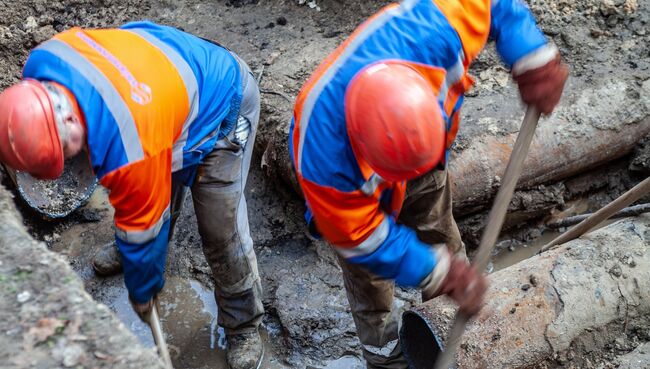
[0,21,265,369]
[290,0,568,367]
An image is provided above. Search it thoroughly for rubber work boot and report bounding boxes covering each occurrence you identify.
[92,241,123,277]
[226,331,264,369]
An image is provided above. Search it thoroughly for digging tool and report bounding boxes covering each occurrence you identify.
[433,106,541,369]
[547,202,650,229]
[145,302,174,369]
[539,176,650,253]
[0,152,97,219]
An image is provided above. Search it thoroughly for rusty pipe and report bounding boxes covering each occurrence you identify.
[400,215,650,369]
[449,117,650,216]
[266,116,649,218]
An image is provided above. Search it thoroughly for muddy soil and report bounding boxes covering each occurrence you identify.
[0,0,649,368]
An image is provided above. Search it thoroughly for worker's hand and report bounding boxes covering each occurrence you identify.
[513,52,569,115]
[422,253,488,316]
[130,296,155,322]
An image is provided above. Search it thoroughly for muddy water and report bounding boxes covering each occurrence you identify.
[492,198,619,271]
[55,188,357,368]
[103,276,291,369]
[491,229,562,271]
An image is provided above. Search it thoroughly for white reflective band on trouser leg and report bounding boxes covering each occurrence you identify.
[233,115,251,147]
[363,339,399,358]
[335,217,390,259]
[115,206,171,244]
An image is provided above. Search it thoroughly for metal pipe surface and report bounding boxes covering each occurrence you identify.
[400,215,650,369]
[449,117,650,216]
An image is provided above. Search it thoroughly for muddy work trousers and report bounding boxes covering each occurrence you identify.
[337,169,464,369]
[169,54,264,336]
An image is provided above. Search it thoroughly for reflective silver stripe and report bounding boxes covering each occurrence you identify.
[336,217,390,258]
[360,173,384,196]
[36,40,144,163]
[115,206,171,244]
[512,44,559,76]
[363,339,399,357]
[296,0,418,171]
[126,29,200,172]
[419,244,451,293]
[438,52,465,104]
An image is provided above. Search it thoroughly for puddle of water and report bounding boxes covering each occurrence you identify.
[491,229,561,271]
[490,196,626,271]
[58,186,359,368]
[492,219,619,271]
[108,286,156,347]
[104,277,289,369]
[50,187,113,260]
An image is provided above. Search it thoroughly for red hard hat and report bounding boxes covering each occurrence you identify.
[345,62,446,182]
[0,79,64,179]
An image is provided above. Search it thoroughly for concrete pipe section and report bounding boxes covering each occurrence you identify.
[400,214,650,369]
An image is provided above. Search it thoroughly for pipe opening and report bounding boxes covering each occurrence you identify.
[400,310,445,369]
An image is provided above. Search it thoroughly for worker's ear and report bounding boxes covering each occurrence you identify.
[62,119,85,158]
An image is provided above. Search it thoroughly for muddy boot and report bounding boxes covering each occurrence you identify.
[92,242,122,277]
[226,331,264,369]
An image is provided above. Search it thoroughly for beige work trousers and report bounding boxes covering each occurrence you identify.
[337,168,464,369]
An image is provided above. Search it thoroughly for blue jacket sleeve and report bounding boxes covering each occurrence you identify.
[115,219,170,303]
[490,0,549,67]
[347,217,437,287]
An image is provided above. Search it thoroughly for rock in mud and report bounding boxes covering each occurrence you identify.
[630,135,650,174]
[275,273,360,359]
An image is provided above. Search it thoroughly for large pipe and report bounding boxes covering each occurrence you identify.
[400,215,650,369]
[449,116,650,216]
[263,115,650,218]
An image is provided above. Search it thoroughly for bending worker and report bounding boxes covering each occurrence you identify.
[0,21,264,369]
[290,0,568,367]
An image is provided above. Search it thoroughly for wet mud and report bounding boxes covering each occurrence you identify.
[0,0,649,368]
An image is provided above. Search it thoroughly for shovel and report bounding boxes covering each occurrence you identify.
[2,152,97,219]
[145,302,174,369]
[433,106,541,369]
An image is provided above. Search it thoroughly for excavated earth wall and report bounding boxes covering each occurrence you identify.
[0,185,165,369]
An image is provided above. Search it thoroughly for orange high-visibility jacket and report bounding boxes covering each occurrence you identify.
[23,21,244,302]
[291,0,551,286]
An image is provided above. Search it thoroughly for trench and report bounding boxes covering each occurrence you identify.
[10,153,644,368]
[1,0,649,367]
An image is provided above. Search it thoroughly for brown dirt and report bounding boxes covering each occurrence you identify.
[0,0,649,368]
